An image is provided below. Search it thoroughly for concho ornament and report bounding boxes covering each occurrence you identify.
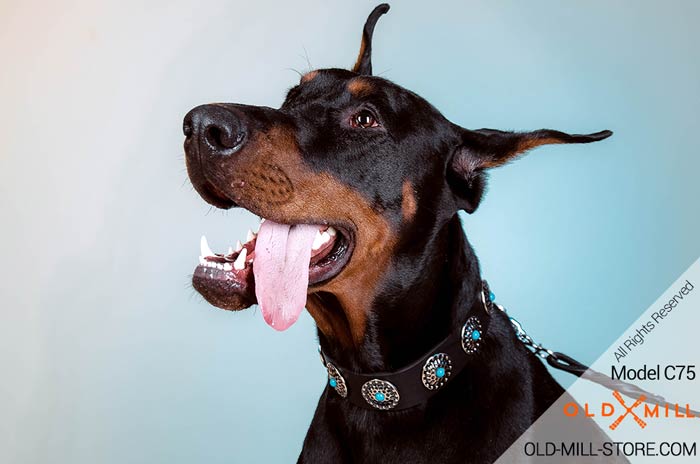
[326,363,348,398]
[461,316,483,354]
[421,353,452,390]
[361,379,400,410]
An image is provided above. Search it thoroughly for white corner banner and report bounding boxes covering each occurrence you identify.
[496,258,700,463]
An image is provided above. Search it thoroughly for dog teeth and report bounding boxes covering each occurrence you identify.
[234,248,247,270]
[311,232,323,250]
[200,235,215,257]
[200,223,332,267]
[312,230,332,250]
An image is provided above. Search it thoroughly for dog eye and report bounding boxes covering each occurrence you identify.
[351,110,379,129]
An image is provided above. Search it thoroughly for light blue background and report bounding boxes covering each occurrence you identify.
[2,0,699,462]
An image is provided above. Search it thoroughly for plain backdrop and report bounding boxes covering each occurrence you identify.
[2,0,699,462]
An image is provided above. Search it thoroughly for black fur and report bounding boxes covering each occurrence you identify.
[299,219,568,463]
[183,5,616,463]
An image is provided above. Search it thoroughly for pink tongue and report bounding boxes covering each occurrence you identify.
[253,221,319,331]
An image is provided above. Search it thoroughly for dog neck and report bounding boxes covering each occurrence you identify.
[315,215,483,373]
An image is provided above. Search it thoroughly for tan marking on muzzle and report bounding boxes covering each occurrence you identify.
[228,125,397,347]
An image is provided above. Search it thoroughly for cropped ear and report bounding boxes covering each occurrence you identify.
[352,4,390,75]
[447,127,613,213]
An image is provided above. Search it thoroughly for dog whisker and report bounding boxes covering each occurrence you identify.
[287,67,304,78]
[302,45,313,70]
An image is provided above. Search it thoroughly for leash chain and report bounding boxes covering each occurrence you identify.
[506,311,556,361]
[495,299,700,415]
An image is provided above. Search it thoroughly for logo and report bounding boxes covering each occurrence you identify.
[609,391,646,430]
[562,391,698,430]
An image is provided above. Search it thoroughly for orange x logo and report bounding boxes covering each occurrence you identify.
[609,391,647,430]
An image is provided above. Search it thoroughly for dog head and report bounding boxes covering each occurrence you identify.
[183,4,611,345]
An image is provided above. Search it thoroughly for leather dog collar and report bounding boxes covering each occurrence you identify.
[319,281,496,411]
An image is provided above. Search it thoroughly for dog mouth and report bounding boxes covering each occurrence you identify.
[193,219,353,330]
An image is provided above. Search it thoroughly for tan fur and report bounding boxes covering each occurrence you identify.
[347,78,373,96]
[229,126,397,347]
[401,180,417,222]
[352,35,367,73]
[301,70,318,83]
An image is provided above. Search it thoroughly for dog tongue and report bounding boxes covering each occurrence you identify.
[253,220,318,331]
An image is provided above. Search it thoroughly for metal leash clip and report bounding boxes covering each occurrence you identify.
[508,316,556,361]
[482,283,557,362]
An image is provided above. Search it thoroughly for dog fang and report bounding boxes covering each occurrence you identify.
[234,248,248,270]
[200,235,215,257]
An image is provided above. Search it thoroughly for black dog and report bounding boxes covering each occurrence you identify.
[184,5,616,462]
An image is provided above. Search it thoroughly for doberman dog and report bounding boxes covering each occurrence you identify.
[183,4,616,463]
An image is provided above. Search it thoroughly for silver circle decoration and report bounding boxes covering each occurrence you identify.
[361,379,400,410]
[461,316,483,354]
[421,353,452,390]
[326,363,348,398]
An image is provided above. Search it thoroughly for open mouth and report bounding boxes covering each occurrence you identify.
[193,219,353,330]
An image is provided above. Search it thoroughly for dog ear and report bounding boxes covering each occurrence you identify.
[447,128,612,213]
[352,4,390,75]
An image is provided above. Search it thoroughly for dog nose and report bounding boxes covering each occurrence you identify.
[183,105,247,156]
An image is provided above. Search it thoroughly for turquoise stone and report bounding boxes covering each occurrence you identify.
[489,291,495,302]
[329,378,337,388]
[375,392,385,402]
[472,330,481,341]
[436,367,446,378]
